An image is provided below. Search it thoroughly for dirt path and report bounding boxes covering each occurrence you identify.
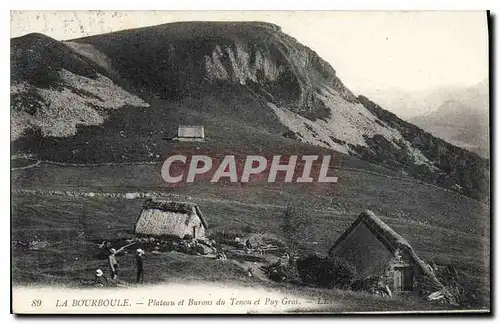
[10,160,41,171]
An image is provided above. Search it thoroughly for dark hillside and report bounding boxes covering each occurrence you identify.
[357,96,489,201]
[11,33,103,87]
[73,21,356,120]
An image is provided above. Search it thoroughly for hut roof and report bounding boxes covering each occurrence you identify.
[142,198,208,228]
[178,125,203,129]
[329,210,444,289]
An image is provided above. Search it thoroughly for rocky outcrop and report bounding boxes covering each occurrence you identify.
[74,21,356,121]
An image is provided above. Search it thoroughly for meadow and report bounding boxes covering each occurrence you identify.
[11,156,490,309]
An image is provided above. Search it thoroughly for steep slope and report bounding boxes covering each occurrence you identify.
[357,96,489,201]
[358,81,489,157]
[73,22,357,118]
[409,80,489,157]
[10,22,489,201]
[69,22,441,162]
[10,33,149,140]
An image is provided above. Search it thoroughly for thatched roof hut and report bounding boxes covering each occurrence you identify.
[329,210,447,296]
[134,199,208,238]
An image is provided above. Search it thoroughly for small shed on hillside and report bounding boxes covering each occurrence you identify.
[177,125,204,141]
[134,199,208,239]
[328,210,446,295]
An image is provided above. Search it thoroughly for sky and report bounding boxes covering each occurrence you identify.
[10,10,489,94]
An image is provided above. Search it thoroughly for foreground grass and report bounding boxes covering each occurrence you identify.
[11,192,490,309]
[12,244,462,313]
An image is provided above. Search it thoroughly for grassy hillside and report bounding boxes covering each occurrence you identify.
[12,151,489,237]
[12,147,489,292]
[10,33,148,141]
[11,23,490,201]
[10,21,490,311]
[11,189,489,308]
[12,86,291,163]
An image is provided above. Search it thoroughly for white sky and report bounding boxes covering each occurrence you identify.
[10,10,489,93]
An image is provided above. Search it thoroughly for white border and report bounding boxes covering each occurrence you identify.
[4,1,499,10]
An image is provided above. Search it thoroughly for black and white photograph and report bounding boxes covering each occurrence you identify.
[10,10,491,314]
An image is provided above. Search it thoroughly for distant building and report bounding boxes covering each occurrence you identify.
[177,125,204,141]
[134,199,208,239]
[328,210,447,296]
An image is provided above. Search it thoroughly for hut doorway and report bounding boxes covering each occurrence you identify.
[192,226,197,238]
[393,266,413,291]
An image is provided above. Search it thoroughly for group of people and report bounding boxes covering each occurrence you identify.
[94,242,146,286]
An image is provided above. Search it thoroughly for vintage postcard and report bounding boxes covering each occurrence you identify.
[10,10,490,314]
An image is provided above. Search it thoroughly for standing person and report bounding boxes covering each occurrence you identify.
[108,242,136,280]
[135,248,145,284]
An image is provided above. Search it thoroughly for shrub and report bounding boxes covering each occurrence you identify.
[263,256,300,283]
[296,254,323,284]
[296,254,356,289]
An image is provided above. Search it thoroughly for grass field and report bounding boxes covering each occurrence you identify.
[13,196,478,313]
[11,164,490,309]
[11,128,490,311]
